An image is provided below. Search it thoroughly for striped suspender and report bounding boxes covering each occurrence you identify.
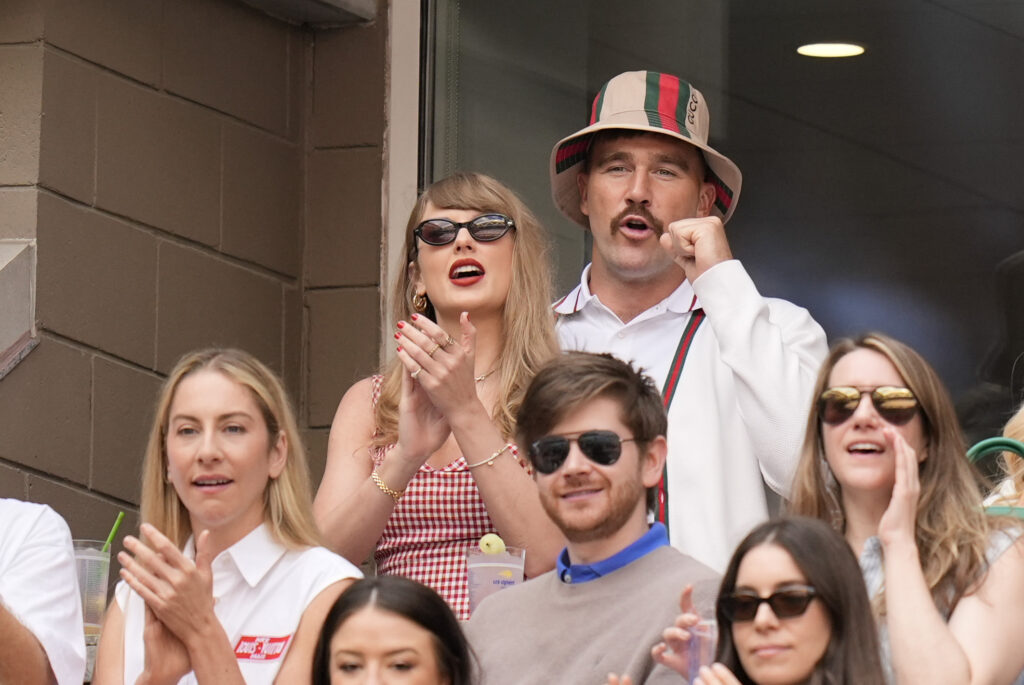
[656,308,706,531]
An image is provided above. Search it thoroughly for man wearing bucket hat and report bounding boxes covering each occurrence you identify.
[551,71,827,571]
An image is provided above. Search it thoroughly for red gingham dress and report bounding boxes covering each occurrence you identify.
[369,376,522,620]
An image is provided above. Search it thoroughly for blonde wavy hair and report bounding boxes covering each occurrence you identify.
[140,348,322,549]
[789,332,1003,616]
[373,172,559,447]
[1000,404,1024,497]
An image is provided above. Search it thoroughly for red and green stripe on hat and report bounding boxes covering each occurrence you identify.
[550,70,741,224]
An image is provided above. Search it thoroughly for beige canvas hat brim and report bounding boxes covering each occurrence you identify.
[550,71,742,227]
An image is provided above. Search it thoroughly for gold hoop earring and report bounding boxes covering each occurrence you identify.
[412,292,429,313]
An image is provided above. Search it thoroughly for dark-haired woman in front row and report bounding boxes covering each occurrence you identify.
[313,576,473,685]
[626,516,883,685]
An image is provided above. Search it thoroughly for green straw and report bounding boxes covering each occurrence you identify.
[102,511,125,553]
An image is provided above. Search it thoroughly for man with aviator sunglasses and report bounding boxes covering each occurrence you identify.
[466,353,718,684]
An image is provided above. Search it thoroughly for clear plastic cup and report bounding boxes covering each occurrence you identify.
[74,539,111,681]
[687,580,719,681]
[466,546,525,614]
[687,619,718,681]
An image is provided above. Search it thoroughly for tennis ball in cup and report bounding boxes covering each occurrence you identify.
[479,533,506,554]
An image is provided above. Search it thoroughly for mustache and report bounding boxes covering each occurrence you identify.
[610,204,665,236]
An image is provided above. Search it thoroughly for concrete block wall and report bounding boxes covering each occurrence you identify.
[0,0,386,556]
[302,16,386,477]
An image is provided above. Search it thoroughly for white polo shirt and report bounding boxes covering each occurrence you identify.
[0,498,87,685]
[116,523,361,684]
[556,260,828,570]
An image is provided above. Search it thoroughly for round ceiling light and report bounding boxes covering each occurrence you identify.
[797,43,865,58]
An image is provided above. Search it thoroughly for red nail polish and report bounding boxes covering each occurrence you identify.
[411,313,419,321]
[397,321,405,328]
[394,332,401,340]
[397,345,403,352]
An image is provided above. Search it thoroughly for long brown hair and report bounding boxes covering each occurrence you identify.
[789,332,998,616]
[715,517,885,685]
[140,348,322,549]
[373,172,559,446]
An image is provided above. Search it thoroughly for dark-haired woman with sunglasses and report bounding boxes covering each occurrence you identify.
[790,332,1024,684]
[633,516,884,685]
[314,172,562,619]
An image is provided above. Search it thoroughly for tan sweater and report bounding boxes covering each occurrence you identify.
[465,545,719,685]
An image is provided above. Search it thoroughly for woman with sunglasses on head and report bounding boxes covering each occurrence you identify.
[314,172,562,619]
[789,332,1024,684]
[626,516,883,685]
[94,349,361,685]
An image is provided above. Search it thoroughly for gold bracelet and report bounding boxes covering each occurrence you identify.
[467,443,514,469]
[371,469,403,502]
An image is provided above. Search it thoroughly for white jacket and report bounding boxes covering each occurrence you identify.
[555,260,828,570]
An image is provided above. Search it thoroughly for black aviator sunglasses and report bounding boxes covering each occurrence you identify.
[413,214,515,246]
[527,430,638,475]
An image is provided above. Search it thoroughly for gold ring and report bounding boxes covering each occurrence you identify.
[442,335,456,349]
[411,367,421,380]
[427,343,441,357]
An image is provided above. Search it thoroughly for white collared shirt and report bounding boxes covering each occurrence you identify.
[554,262,700,389]
[0,498,87,685]
[556,260,828,570]
[117,523,361,684]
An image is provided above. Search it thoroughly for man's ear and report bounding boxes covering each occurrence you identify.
[696,181,716,218]
[641,435,668,488]
[577,171,591,218]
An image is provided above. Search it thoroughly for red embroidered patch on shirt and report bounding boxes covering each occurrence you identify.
[234,635,292,661]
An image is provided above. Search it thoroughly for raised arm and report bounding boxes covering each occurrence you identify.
[395,313,564,576]
[315,344,466,563]
[695,259,825,493]
[118,527,244,685]
[882,429,1024,684]
[946,537,1024,684]
[315,377,404,564]
[662,217,827,495]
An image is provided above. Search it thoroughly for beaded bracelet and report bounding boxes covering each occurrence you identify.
[466,443,515,469]
[371,469,404,502]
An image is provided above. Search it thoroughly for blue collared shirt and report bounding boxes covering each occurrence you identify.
[556,523,670,584]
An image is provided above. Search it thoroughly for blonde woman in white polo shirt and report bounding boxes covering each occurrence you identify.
[94,349,361,685]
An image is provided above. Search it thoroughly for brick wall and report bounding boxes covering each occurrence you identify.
[0,0,386,555]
